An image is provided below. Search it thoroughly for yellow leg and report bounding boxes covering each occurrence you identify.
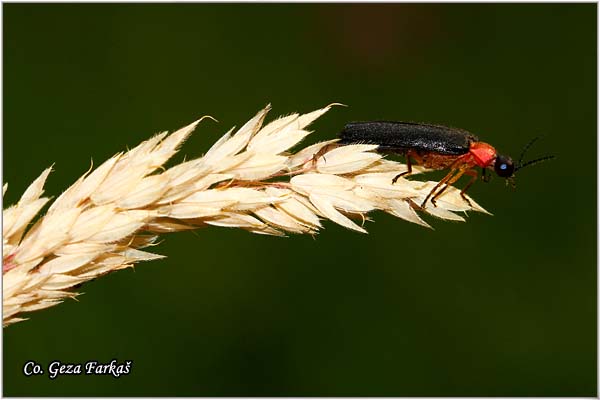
[458,169,479,206]
[431,167,469,206]
[421,168,458,208]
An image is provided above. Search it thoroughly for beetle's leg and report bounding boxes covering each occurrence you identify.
[481,167,490,183]
[392,151,412,184]
[392,151,422,184]
[431,166,477,207]
[432,166,473,206]
[458,169,479,206]
[421,168,457,208]
[311,143,338,167]
[430,168,469,207]
[422,154,470,208]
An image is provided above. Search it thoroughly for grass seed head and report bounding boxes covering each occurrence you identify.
[2,104,488,326]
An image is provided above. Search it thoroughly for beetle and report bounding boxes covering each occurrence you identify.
[339,121,553,208]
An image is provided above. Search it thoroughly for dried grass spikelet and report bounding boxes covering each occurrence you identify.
[2,104,489,326]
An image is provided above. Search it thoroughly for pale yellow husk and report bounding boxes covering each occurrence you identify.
[2,104,489,326]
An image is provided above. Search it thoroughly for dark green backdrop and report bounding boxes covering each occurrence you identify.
[3,3,596,396]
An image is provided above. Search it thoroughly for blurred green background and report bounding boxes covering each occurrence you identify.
[3,3,596,396]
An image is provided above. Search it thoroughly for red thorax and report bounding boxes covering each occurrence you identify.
[468,142,497,168]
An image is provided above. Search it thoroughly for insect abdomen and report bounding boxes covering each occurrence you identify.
[339,121,477,156]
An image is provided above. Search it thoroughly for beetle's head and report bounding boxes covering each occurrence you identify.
[494,137,554,187]
[494,154,515,178]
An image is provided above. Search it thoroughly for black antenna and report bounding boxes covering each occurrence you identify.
[515,155,555,172]
[517,136,540,166]
[514,136,555,172]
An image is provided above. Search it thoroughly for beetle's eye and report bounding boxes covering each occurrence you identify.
[494,155,514,177]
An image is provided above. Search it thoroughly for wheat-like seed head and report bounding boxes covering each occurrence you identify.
[2,104,489,326]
